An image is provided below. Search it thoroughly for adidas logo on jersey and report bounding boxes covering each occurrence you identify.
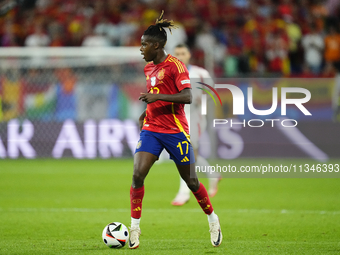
[181,156,189,162]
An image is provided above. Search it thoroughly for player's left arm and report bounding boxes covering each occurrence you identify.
[139,88,192,104]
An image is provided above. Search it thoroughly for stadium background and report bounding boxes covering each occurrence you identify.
[0,1,340,254]
[0,0,340,159]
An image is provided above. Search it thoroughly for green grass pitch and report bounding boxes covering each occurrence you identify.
[0,158,340,254]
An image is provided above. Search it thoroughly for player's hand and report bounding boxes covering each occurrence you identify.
[139,93,159,104]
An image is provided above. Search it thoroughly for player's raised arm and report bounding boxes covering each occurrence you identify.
[138,88,192,104]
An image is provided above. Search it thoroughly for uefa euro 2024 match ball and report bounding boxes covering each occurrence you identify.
[102,222,129,248]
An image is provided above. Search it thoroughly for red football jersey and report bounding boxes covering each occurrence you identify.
[142,54,191,134]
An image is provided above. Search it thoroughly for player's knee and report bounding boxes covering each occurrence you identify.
[185,178,199,192]
[132,171,144,187]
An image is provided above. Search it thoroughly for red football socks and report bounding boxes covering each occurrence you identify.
[193,182,214,215]
[130,186,144,219]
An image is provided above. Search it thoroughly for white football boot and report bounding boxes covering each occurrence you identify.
[129,226,141,249]
[209,217,222,247]
[171,192,190,206]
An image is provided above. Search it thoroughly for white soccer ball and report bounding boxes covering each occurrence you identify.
[102,222,129,248]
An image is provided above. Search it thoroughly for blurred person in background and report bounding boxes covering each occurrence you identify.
[172,44,221,206]
[195,22,215,56]
[164,11,187,54]
[326,0,340,17]
[285,14,302,74]
[232,0,249,9]
[278,0,293,18]
[311,0,329,18]
[1,20,19,46]
[48,19,65,47]
[324,26,340,73]
[0,68,22,121]
[118,12,139,46]
[35,0,51,11]
[82,20,110,47]
[298,0,311,21]
[223,26,247,76]
[25,23,50,47]
[257,0,274,18]
[310,0,327,33]
[265,29,290,75]
[176,0,199,48]
[247,30,266,74]
[67,16,87,46]
[94,16,119,46]
[301,23,324,75]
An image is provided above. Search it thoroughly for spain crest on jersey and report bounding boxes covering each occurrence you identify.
[157,68,165,80]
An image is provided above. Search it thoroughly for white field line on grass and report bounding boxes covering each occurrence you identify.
[0,208,340,215]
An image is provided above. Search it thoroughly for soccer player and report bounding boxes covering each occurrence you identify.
[129,11,222,249]
[171,44,221,206]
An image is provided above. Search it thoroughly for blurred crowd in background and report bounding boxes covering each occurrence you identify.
[1,0,340,77]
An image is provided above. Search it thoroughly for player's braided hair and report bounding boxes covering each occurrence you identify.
[143,10,178,47]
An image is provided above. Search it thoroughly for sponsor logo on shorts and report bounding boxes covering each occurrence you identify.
[181,80,190,85]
